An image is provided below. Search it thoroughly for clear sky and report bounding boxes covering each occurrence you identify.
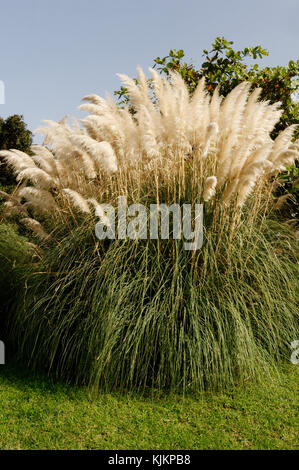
[0,0,298,143]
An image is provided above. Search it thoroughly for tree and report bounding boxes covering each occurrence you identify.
[0,114,33,185]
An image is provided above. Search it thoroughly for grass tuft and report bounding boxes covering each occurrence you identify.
[7,214,298,392]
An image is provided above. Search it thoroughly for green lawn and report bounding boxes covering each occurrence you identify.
[0,362,298,450]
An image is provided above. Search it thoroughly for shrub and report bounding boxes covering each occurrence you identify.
[9,216,298,392]
[0,223,33,348]
[0,72,298,391]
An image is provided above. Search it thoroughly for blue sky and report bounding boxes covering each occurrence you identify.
[0,0,298,143]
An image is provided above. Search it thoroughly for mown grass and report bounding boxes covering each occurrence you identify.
[0,362,298,450]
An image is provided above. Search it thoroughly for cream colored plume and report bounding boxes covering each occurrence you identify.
[20,218,50,240]
[0,68,298,227]
[203,176,217,202]
[18,187,57,212]
[62,189,91,213]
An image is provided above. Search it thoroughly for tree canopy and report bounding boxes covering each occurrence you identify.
[0,114,33,185]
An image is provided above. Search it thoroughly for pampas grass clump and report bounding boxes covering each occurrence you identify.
[0,69,298,392]
[7,217,298,392]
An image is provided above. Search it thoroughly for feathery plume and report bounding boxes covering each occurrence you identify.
[203,176,217,202]
[1,68,298,229]
[16,168,55,189]
[63,189,91,213]
[20,218,50,240]
[70,134,118,172]
[18,187,57,212]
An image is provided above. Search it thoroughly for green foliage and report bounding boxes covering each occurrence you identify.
[273,164,299,223]
[0,223,33,343]
[277,164,299,195]
[0,114,33,186]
